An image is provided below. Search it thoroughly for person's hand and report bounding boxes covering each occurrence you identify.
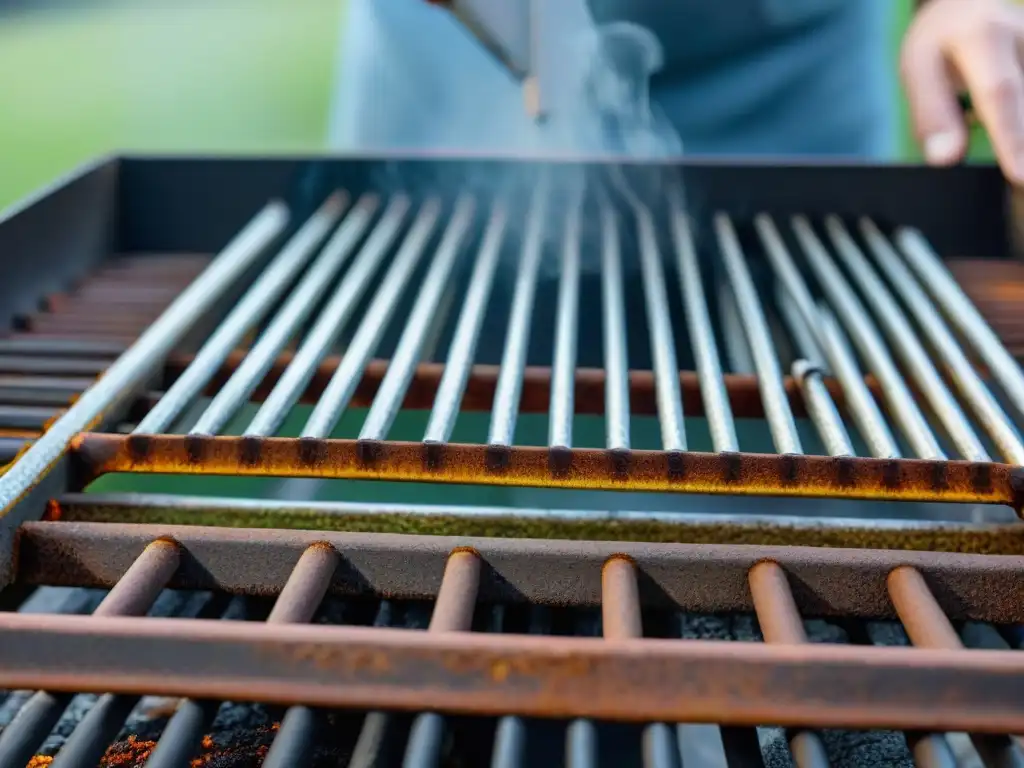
[901,0,1024,183]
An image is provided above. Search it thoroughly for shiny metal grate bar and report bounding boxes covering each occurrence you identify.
[38,185,1024,510]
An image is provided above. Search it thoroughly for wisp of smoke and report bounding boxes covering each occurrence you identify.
[359,1,687,280]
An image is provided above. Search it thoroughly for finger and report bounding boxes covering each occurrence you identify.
[901,37,968,165]
[951,32,1024,183]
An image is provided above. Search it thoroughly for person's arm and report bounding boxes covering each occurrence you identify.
[901,0,1024,183]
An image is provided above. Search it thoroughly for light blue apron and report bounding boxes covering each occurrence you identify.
[328,0,898,158]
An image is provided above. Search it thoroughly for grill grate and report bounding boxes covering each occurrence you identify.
[50,181,1024,511]
[0,158,1023,768]
[4,525,1024,766]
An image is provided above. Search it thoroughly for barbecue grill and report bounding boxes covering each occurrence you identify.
[1,154,1024,767]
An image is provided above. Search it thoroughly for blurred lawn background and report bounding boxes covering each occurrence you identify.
[0,0,996,210]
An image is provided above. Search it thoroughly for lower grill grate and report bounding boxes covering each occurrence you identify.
[4,523,1024,767]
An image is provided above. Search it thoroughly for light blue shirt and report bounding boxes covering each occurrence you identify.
[329,0,898,159]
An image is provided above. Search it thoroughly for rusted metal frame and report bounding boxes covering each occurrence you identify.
[17,522,1024,623]
[0,612,1023,732]
[69,432,1024,509]
[889,567,1024,767]
[402,549,481,766]
[0,539,180,768]
[166,351,900,421]
[0,203,289,596]
[46,491,1024,556]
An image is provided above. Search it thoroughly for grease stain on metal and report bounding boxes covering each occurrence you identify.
[126,434,152,464]
[722,453,742,485]
[882,460,901,490]
[930,461,950,492]
[971,462,994,495]
[239,436,264,468]
[298,437,328,468]
[184,434,209,465]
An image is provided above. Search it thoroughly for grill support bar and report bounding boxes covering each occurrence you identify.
[1,611,1023,733]
[71,433,1024,510]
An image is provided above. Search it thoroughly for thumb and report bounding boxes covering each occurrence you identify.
[901,41,968,165]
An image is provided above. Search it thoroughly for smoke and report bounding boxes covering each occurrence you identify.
[341,1,688,278]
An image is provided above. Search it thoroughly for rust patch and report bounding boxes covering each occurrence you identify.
[779,454,798,486]
[42,499,61,522]
[930,461,950,492]
[423,442,445,471]
[357,439,383,465]
[298,437,327,468]
[238,436,264,468]
[666,451,686,482]
[548,446,573,477]
[835,457,855,488]
[485,445,510,472]
[722,452,742,485]
[126,434,152,464]
[972,462,994,495]
[608,448,631,478]
[1011,467,1024,517]
[882,460,901,490]
[184,435,209,465]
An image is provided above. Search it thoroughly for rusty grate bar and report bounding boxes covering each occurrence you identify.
[19,184,1017,510]
[3,609,1023,734]
[888,566,1024,766]
[0,539,180,767]
[400,549,481,767]
[68,432,1024,508]
[748,562,830,768]
[145,542,339,768]
[10,521,1024,763]
[17,523,1024,623]
[4,534,1024,737]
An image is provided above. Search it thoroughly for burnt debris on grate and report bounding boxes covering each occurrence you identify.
[29,176,1023,509]
[3,524,1024,767]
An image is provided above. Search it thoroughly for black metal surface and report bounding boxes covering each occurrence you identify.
[0,157,117,332]
[109,156,1009,257]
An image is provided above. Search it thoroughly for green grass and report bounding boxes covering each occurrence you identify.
[0,0,339,209]
[0,0,997,211]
